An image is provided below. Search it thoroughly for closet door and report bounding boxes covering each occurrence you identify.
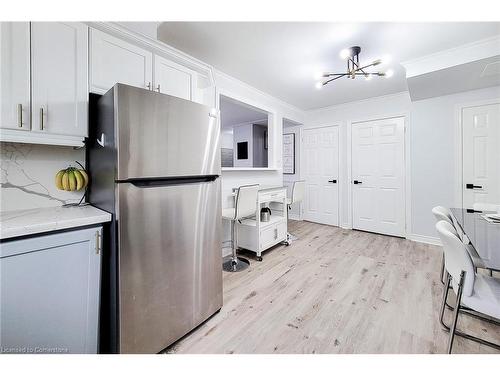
[154,55,194,100]
[303,126,340,226]
[462,103,500,209]
[31,22,88,137]
[90,29,153,94]
[351,117,405,237]
[0,22,30,130]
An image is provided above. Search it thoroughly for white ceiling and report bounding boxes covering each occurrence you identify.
[157,22,500,110]
[220,95,268,128]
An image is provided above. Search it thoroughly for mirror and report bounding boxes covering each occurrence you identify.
[220,95,269,168]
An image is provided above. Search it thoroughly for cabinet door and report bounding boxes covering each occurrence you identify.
[90,29,153,94]
[154,55,194,100]
[0,227,102,354]
[31,22,88,137]
[0,22,30,130]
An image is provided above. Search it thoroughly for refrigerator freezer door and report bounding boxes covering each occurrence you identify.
[114,84,220,180]
[116,179,222,353]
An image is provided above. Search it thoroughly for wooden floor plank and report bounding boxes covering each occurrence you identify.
[166,221,500,354]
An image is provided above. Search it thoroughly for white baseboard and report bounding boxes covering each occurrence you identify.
[288,214,301,221]
[407,234,441,246]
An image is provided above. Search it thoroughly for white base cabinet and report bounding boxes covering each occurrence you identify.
[0,227,102,354]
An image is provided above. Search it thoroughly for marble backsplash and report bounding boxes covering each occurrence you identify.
[0,142,85,212]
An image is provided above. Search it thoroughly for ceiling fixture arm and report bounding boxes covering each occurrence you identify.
[315,46,392,88]
[323,74,349,85]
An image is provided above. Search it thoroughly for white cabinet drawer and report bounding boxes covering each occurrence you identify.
[260,221,286,250]
[259,189,286,203]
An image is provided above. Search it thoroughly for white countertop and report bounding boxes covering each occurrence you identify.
[0,205,112,240]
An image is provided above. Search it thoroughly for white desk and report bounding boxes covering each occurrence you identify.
[233,186,288,261]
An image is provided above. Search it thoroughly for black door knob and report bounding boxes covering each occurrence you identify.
[353,180,362,184]
[466,183,482,189]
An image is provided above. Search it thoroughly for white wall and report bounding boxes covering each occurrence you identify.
[305,86,500,242]
[410,85,500,239]
[215,70,306,254]
[306,92,412,229]
[282,123,302,219]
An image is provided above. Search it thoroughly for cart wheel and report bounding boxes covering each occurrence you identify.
[284,241,290,246]
[257,256,263,262]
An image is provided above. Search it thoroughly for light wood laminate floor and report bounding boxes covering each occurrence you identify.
[167,220,500,354]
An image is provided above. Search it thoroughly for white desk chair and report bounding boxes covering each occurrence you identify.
[472,202,500,213]
[286,180,305,242]
[435,220,500,353]
[222,184,259,272]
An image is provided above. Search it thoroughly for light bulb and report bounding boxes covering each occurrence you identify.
[314,72,323,80]
[340,48,350,59]
[315,82,323,89]
[385,69,394,78]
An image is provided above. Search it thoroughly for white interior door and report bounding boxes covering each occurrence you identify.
[352,117,405,237]
[462,103,500,209]
[303,126,339,226]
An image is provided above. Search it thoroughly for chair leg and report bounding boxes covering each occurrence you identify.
[440,253,445,285]
[222,220,250,272]
[447,271,465,354]
[439,272,451,329]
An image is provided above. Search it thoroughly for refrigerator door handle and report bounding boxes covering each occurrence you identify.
[125,175,219,188]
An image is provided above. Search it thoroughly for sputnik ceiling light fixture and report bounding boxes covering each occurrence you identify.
[315,46,393,89]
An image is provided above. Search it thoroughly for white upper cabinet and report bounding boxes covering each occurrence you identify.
[31,22,88,137]
[90,29,153,93]
[153,55,194,100]
[0,22,31,131]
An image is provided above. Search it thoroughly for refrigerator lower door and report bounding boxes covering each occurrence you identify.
[116,178,222,353]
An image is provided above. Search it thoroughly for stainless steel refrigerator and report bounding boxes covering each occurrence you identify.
[88,84,222,354]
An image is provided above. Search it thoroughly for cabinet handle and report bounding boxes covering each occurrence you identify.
[95,230,101,254]
[274,228,278,239]
[17,104,23,127]
[39,107,44,130]
[156,84,160,92]
[146,82,151,90]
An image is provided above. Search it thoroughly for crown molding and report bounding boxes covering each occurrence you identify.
[214,69,306,117]
[401,35,500,78]
[86,22,216,87]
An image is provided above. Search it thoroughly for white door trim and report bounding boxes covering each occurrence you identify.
[301,124,341,226]
[347,113,410,237]
[453,98,500,209]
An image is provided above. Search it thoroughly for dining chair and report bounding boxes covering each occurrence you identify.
[432,206,463,284]
[472,202,500,213]
[222,184,259,272]
[435,220,500,353]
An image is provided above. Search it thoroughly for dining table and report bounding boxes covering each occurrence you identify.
[450,208,500,272]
